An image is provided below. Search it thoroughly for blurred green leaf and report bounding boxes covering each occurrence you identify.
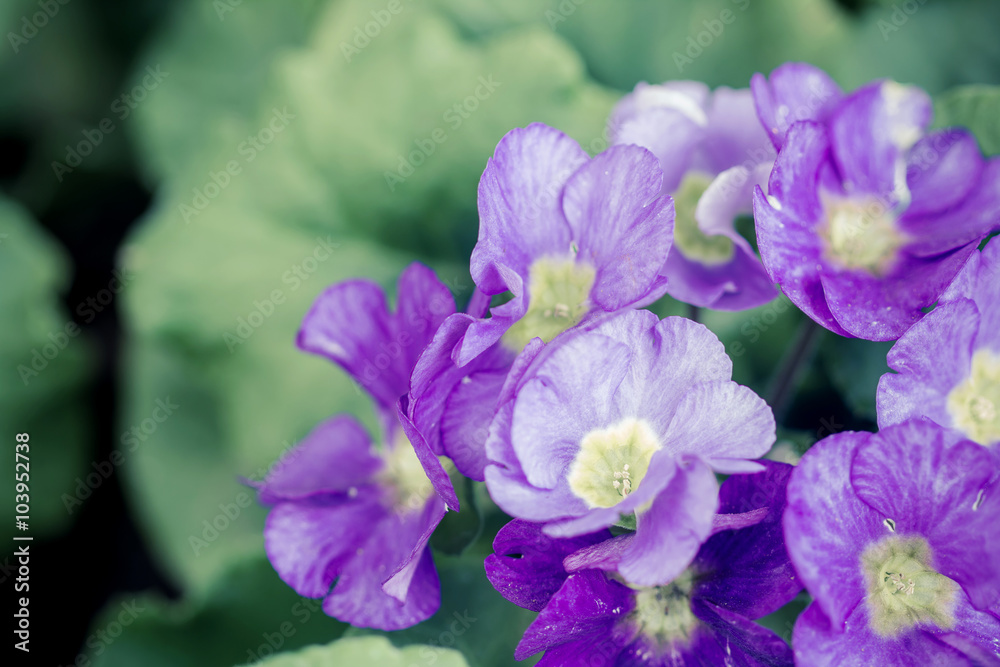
[248,636,470,667]
[0,197,92,541]
[431,478,484,556]
[275,1,616,258]
[89,555,347,667]
[935,85,1000,156]
[127,0,323,183]
[819,336,892,421]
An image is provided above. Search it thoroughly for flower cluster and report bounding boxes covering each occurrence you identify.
[252,62,1000,665]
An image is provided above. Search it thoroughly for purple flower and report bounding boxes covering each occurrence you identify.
[609,81,777,310]
[255,263,461,630]
[406,123,675,481]
[784,419,1000,666]
[879,239,1000,447]
[484,309,775,586]
[485,462,801,665]
[752,63,1000,340]
[751,62,844,151]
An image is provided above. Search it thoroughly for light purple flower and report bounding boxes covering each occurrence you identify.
[485,462,800,665]
[609,81,777,310]
[752,63,1000,340]
[484,309,775,586]
[879,239,1000,448]
[255,263,460,630]
[407,123,675,481]
[784,420,1000,666]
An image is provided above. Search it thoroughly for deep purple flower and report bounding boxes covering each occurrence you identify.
[784,420,1000,666]
[752,63,1000,340]
[879,239,1000,447]
[609,81,777,310]
[255,263,460,630]
[484,309,775,586]
[751,62,844,151]
[407,123,676,481]
[485,462,801,665]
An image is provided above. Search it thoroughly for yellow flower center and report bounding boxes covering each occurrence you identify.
[820,194,904,275]
[672,173,735,266]
[378,429,449,514]
[627,570,699,646]
[502,255,596,351]
[861,534,958,637]
[567,418,661,509]
[947,348,1000,445]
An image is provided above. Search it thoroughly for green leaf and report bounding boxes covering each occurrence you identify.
[127,0,323,183]
[820,336,893,421]
[935,85,1000,156]
[249,636,469,667]
[129,0,617,262]
[0,197,93,541]
[274,1,617,258]
[89,555,348,667]
[347,554,538,667]
[431,477,485,556]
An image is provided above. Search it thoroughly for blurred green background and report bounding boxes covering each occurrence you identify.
[1,0,998,664]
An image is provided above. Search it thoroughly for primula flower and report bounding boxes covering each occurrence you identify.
[879,239,1000,447]
[608,81,777,310]
[485,463,800,665]
[752,63,1000,340]
[784,419,1000,666]
[407,122,675,481]
[484,309,775,586]
[255,263,460,630]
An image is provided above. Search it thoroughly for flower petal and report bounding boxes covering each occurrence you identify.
[696,462,802,619]
[751,62,843,150]
[472,123,585,292]
[322,507,441,630]
[829,81,931,199]
[297,263,455,414]
[616,456,718,586]
[297,280,400,410]
[484,519,610,612]
[609,313,734,434]
[784,431,886,628]
[877,299,979,430]
[408,313,513,459]
[264,494,384,598]
[562,144,674,311]
[612,105,705,191]
[511,333,632,489]
[820,244,978,341]
[792,601,972,667]
[382,496,448,603]
[514,571,632,661]
[257,415,381,504]
[905,129,984,219]
[851,419,1000,610]
[396,400,459,512]
[692,598,796,667]
[661,380,775,472]
[440,366,508,481]
[901,158,1000,258]
[702,86,776,173]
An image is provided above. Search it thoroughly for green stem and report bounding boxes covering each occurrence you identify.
[767,317,822,425]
